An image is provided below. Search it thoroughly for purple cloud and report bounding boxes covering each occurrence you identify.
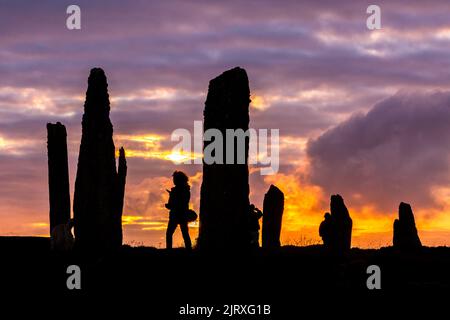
[307,90,450,212]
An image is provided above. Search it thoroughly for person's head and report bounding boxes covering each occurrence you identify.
[324,212,331,219]
[249,204,255,210]
[172,171,189,186]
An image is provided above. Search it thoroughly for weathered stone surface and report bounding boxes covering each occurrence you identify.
[47,122,71,234]
[198,67,251,250]
[262,185,284,248]
[319,194,352,252]
[73,68,126,252]
[393,202,422,250]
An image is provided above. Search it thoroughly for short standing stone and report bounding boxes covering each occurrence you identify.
[262,185,284,248]
[319,194,352,252]
[47,122,71,234]
[393,202,422,250]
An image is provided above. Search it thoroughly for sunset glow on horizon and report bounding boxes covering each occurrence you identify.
[1,0,450,248]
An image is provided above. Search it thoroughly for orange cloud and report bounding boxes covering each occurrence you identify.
[115,133,202,163]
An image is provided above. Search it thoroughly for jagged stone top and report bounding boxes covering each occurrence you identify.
[398,202,416,225]
[119,146,125,158]
[204,67,250,129]
[46,122,67,135]
[205,67,250,106]
[209,66,248,83]
[267,184,284,197]
[118,146,127,166]
[330,194,351,220]
[84,67,110,117]
[206,67,250,103]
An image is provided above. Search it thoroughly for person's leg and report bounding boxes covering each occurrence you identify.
[166,218,177,249]
[180,222,192,250]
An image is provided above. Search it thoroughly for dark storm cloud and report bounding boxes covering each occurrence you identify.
[307,91,450,212]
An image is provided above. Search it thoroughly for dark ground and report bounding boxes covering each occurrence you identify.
[1,236,449,317]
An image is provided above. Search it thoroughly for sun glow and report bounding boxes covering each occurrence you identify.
[122,215,167,231]
[116,133,202,163]
[251,94,269,110]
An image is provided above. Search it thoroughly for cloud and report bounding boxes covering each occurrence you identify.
[2,0,450,246]
[307,90,450,212]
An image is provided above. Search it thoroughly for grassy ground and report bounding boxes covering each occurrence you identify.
[1,236,448,315]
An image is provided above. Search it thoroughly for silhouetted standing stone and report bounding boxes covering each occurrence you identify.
[393,202,422,250]
[262,185,284,248]
[73,68,127,253]
[330,194,352,252]
[112,147,127,248]
[47,122,71,234]
[320,195,352,252]
[198,67,251,250]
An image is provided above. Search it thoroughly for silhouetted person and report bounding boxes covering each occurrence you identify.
[393,202,422,250]
[165,171,192,250]
[319,212,332,246]
[51,218,74,251]
[248,204,263,247]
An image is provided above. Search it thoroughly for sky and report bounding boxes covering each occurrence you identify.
[1,0,450,248]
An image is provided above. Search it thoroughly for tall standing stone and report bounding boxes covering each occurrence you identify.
[73,68,126,253]
[262,185,284,248]
[198,67,251,250]
[393,202,422,250]
[47,122,71,234]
